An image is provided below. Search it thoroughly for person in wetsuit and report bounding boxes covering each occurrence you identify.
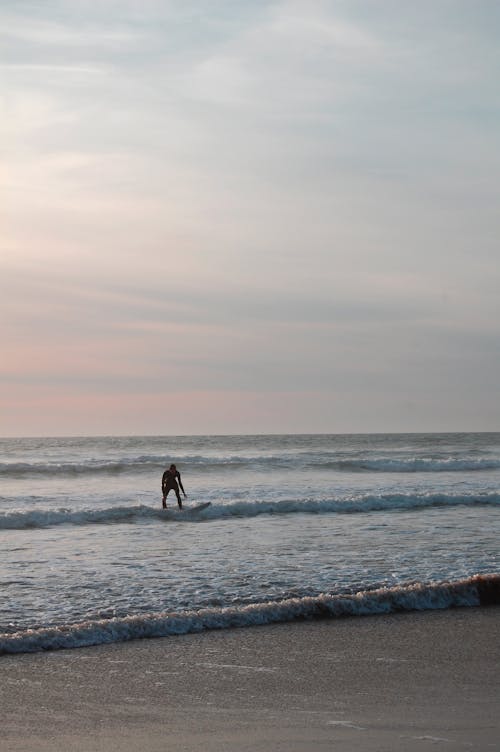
[162,464,186,509]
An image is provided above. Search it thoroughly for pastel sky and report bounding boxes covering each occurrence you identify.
[1,1,499,436]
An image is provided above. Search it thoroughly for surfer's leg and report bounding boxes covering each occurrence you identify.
[175,488,182,509]
[162,488,171,508]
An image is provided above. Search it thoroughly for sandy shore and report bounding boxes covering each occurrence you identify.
[1,606,499,751]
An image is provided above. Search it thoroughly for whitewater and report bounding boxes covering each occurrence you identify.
[0,433,499,654]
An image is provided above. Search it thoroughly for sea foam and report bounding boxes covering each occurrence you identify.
[0,574,498,655]
[2,455,499,478]
[1,492,499,529]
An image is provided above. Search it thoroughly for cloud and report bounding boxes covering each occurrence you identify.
[1,0,499,434]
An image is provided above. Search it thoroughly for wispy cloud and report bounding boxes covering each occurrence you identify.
[1,0,499,434]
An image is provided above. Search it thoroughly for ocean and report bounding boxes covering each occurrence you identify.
[0,433,499,654]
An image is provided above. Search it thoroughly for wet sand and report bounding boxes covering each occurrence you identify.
[1,606,499,751]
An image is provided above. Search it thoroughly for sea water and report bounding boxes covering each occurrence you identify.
[0,433,498,653]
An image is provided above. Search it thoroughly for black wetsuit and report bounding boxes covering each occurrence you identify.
[162,469,185,508]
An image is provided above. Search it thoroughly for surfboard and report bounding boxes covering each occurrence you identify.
[183,501,211,513]
[161,501,211,517]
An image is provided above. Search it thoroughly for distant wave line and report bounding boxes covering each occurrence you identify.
[1,455,499,478]
[1,574,498,655]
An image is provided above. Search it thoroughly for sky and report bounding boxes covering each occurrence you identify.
[1,0,499,436]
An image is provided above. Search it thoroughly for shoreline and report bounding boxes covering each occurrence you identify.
[2,606,499,751]
[2,573,499,654]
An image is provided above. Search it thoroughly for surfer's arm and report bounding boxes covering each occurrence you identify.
[177,472,186,496]
[161,471,168,492]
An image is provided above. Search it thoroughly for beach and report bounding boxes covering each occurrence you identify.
[1,434,499,749]
[2,606,499,752]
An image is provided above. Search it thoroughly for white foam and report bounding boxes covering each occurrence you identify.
[0,504,157,529]
[1,492,499,529]
[204,492,500,519]
[2,454,498,478]
[335,457,500,473]
[0,574,496,655]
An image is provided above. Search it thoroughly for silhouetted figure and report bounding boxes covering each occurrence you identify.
[162,464,186,509]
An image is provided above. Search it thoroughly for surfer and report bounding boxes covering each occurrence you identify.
[161,464,186,509]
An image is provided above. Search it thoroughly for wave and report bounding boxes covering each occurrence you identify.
[2,454,500,479]
[0,505,157,529]
[1,574,498,655]
[325,457,500,473]
[1,492,499,529]
[0,458,168,478]
[0,455,283,478]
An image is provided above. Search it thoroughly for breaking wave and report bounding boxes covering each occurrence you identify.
[1,574,498,655]
[326,457,500,473]
[2,455,499,479]
[1,492,499,529]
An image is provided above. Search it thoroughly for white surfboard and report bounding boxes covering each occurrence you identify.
[183,501,211,513]
[161,501,211,517]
